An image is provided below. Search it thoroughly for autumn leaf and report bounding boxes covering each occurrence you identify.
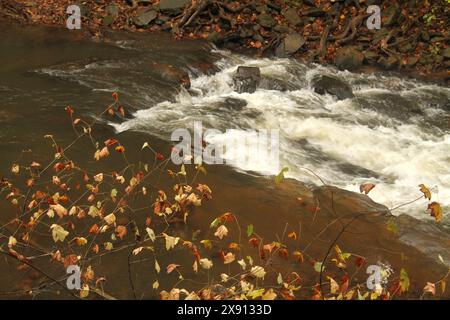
[146,227,156,242]
[163,233,180,251]
[112,92,119,102]
[50,204,68,218]
[427,202,443,222]
[399,268,410,293]
[293,251,304,263]
[214,225,228,240]
[199,258,213,270]
[166,264,180,274]
[104,213,116,225]
[74,237,88,246]
[80,284,89,298]
[246,224,254,237]
[223,252,235,264]
[423,282,436,295]
[50,224,69,242]
[288,231,297,240]
[251,266,266,279]
[419,184,432,200]
[360,183,376,195]
[328,276,339,294]
[262,288,277,300]
[200,239,212,250]
[275,167,289,184]
[115,226,127,240]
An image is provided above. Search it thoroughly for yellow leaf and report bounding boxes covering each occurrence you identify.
[419,184,432,201]
[262,288,277,300]
[50,224,69,242]
[74,237,88,246]
[104,213,116,225]
[80,284,89,298]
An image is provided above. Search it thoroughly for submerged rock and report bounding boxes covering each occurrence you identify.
[151,62,191,89]
[259,77,288,91]
[311,74,354,100]
[218,97,248,111]
[233,66,261,94]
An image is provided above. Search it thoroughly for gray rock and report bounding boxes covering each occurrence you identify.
[219,98,247,111]
[257,13,276,28]
[311,74,354,100]
[159,0,190,10]
[276,33,305,57]
[335,47,365,71]
[133,8,157,27]
[259,77,288,92]
[233,66,261,94]
[282,8,301,26]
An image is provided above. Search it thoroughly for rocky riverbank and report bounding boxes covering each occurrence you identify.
[1,0,449,84]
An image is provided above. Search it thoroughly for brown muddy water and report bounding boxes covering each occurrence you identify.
[0,20,449,299]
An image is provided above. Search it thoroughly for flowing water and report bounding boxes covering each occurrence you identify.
[1,21,449,221]
[1,19,450,299]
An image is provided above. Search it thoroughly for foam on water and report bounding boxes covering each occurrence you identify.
[44,48,450,219]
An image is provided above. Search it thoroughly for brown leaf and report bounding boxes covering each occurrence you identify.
[428,202,443,222]
[115,225,127,240]
[166,264,180,274]
[360,183,376,195]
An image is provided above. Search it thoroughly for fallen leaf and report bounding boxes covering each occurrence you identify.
[360,183,376,195]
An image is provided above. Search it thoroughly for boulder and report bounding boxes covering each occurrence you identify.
[133,8,157,27]
[282,8,301,26]
[335,47,364,71]
[259,77,288,92]
[219,98,248,111]
[159,0,190,10]
[257,13,276,28]
[151,62,191,89]
[276,33,305,57]
[233,66,261,94]
[311,74,354,100]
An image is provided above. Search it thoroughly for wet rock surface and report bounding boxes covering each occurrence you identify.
[311,74,354,100]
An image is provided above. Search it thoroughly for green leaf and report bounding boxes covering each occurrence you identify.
[246,224,254,238]
[314,261,324,273]
[399,268,410,293]
[210,218,221,228]
[274,167,289,184]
